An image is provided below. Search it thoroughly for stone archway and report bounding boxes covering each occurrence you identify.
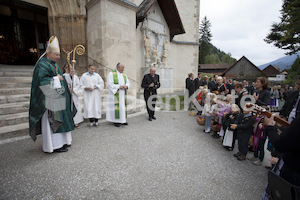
[44,0,88,73]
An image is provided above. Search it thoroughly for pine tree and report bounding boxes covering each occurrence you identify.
[284,55,300,85]
[265,0,300,55]
[199,16,212,64]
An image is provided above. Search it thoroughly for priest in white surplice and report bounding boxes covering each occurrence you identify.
[80,65,104,127]
[29,36,76,153]
[106,63,130,127]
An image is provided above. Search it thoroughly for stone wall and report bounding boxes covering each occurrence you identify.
[136,2,171,95]
[87,0,138,96]
[171,0,200,92]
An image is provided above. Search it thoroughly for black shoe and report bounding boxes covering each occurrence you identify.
[114,123,121,127]
[152,116,156,120]
[149,117,152,121]
[122,122,128,125]
[54,146,68,153]
[213,135,221,139]
[211,132,218,138]
[63,144,71,148]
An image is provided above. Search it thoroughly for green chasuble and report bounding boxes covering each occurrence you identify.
[29,57,77,141]
[112,69,127,119]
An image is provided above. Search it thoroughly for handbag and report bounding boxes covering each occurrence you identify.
[266,160,300,200]
[222,129,233,147]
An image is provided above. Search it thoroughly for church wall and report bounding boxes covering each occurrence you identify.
[136,23,144,95]
[105,0,137,96]
[170,0,200,92]
[173,0,200,42]
[135,0,200,94]
[137,2,173,95]
[86,0,104,71]
[87,0,138,96]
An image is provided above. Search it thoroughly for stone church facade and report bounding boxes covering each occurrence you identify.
[2,0,200,95]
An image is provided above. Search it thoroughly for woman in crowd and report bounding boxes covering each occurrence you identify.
[253,77,271,107]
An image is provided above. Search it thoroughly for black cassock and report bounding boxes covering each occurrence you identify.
[141,73,160,118]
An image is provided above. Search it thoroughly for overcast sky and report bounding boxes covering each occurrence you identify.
[200,0,288,66]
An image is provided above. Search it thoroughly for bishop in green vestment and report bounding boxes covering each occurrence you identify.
[29,36,76,153]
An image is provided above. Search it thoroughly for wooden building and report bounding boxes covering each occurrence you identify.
[198,63,228,75]
[222,56,266,81]
[262,65,280,77]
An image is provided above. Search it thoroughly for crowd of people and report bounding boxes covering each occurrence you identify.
[187,72,300,198]
[186,72,296,112]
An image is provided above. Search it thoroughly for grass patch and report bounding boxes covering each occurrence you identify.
[158,95,185,111]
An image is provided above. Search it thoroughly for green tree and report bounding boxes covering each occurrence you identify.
[199,16,212,64]
[284,55,300,85]
[221,53,236,66]
[204,53,220,64]
[265,0,300,55]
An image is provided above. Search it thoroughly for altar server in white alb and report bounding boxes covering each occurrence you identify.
[63,66,84,127]
[80,64,104,127]
[106,63,130,127]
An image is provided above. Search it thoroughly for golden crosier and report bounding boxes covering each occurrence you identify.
[71,44,85,68]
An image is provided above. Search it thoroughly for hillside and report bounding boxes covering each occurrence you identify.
[258,52,300,70]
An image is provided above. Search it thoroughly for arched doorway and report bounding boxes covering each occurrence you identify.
[0,0,49,65]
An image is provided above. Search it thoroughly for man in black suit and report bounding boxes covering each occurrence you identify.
[246,81,255,95]
[141,67,160,121]
[194,72,203,91]
[185,73,195,109]
[208,75,218,92]
[280,76,300,123]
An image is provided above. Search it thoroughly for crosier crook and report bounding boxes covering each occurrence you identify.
[69,44,85,111]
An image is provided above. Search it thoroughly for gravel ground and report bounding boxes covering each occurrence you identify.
[0,111,269,200]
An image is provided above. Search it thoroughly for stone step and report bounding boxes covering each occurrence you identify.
[0,123,29,140]
[0,102,29,115]
[0,87,31,95]
[0,94,30,104]
[0,112,28,127]
[7,94,31,103]
[0,71,33,77]
[0,96,144,126]
[0,65,34,77]
[0,77,32,88]
[0,100,145,140]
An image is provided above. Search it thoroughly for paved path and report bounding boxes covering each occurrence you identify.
[0,111,268,200]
